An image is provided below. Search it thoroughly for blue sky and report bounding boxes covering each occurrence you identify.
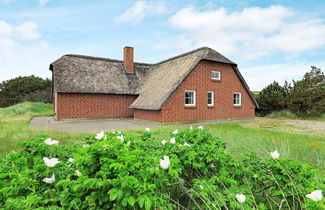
[1,0,325,90]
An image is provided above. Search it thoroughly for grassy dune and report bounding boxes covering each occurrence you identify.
[0,102,87,156]
[0,102,324,173]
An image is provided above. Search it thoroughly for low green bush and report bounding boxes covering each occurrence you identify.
[0,128,324,209]
[267,109,298,118]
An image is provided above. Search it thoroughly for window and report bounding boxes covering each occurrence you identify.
[212,71,221,80]
[234,92,241,106]
[208,91,214,106]
[184,90,196,106]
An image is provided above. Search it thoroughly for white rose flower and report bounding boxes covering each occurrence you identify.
[68,158,74,162]
[42,174,55,184]
[95,131,105,140]
[117,135,124,142]
[160,155,170,169]
[236,194,246,203]
[184,142,190,147]
[170,137,176,144]
[161,140,167,145]
[270,150,280,159]
[145,127,151,132]
[306,190,323,201]
[43,157,60,168]
[172,129,178,135]
[44,138,59,145]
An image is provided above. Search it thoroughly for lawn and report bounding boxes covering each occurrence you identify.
[1,102,324,173]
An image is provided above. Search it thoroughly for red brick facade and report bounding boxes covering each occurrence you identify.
[55,60,255,122]
[56,93,137,120]
[134,60,255,122]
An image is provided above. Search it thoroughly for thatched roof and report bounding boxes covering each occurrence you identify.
[50,47,258,109]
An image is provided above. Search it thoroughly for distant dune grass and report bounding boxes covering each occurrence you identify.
[0,102,324,174]
[0,102,88,156]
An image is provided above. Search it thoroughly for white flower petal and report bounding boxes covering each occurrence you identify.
[161,140,167,145]
[270,150,280,159]
[95,131,105,140]
[198,126,203,130]
[172,129,178,135]
[160,155,170,169]
[170,137,176,144]
[236,194,246,203]
[145,127,151,132]
[43,157,60,168]
[68,158,74,162]
[306,190,323,201]
[44,138,59,145]
[42,174,55,184]
[184,142,190,147]
[76,170,82,177]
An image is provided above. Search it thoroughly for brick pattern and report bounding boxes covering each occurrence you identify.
[134,60,255,122]
[56,93,137,120]
[124,47,134,73]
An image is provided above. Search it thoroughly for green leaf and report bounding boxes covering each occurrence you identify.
[145,197,152,210]
[108,188,118,201]
[127,196,135,207]
[138,196,145,208]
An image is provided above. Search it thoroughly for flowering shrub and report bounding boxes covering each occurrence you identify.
[0,128,324,209]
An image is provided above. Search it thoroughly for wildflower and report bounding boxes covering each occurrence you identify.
[76,170,82,177]
[112,131,115,134]
[42,174,55,184]
[95,131,105,140]
[68,158,74,162]
[161,140,167,145]
[172,129,178,135]
[190,126,193,130]
[199,185,204,190]
[117,135,124,142]
[160,155,170,169]
[43,157,60,168]
[198,126,203,130]
[127,141,131,146]
[117,131,121,134]
[170,137,176,144]
[83,144,89,148]
[184,142,190,147]
[270,150,280,159]
[44,138,59,145]
[236,194,246,203]
[306,190,323,201]
[145,127,151,132]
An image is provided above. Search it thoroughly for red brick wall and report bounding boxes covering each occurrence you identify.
[56,93,137,120]
[135,60,255,122]
[133,109,163,122]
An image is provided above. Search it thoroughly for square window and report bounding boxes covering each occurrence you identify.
[234,92,241,106]
[184,90,196,106]
[212,71,221,80]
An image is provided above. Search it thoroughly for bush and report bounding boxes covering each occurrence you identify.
[0,128,324,209]
[267,110,298,118]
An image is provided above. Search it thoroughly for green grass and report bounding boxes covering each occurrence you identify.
[0,102,88,156]
[1,102,324,174]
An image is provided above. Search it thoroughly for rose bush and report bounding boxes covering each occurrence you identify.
[0,128,324,209]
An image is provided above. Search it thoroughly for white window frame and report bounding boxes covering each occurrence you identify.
[184,90,196,106]
[234,92,242,106]
[211,71,221,80]
[208,91,214,106]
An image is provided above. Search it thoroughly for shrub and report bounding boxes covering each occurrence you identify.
[267,109,298,118]
[0,128,324,209]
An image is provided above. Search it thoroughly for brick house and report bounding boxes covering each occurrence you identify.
[50,47,258,122]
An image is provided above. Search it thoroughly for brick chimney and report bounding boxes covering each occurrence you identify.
[123,46,134,73]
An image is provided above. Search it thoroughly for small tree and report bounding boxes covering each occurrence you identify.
[256,81,288,115]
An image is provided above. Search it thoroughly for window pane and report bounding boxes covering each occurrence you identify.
[212,71,220,79]
[185,91,194,105]
[208,92,212,105]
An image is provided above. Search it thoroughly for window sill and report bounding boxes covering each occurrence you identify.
[185,106,197,109]
[211,79,221,82]
[234,105,242,108]
[207,106,214,108]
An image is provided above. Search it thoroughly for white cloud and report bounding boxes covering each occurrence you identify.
[39,0,51,7]
[116,1,166,23]
[0,20,53,82]
[158,5,325,59]
[241,62,325,90]
[15,21,40,40]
